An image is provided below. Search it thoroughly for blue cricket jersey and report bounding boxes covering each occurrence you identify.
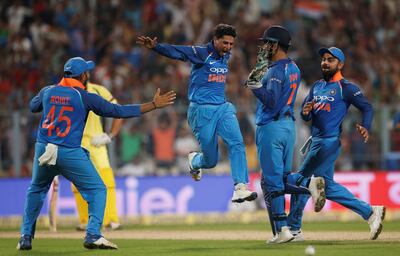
[251,58,301,126]
[153,41,229,105]
[301,72,373,138]
[30,78,141,147]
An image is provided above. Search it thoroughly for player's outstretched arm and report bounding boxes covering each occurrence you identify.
[136,36,158,49]
[137,35,205,64]
[140,88,176,114]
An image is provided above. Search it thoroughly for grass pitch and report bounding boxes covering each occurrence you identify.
[1,221,399,256]
[2,238,400,256]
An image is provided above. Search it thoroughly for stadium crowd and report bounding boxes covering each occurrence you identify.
[0,0,399,177]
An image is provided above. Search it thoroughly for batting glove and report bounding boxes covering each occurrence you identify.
[91,133,112,147]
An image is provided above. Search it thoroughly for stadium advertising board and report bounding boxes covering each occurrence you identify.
[1,172,399,216]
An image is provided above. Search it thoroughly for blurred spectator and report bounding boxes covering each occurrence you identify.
[120,119,143,165]
[150,111,177,175]
[1,0,399,176]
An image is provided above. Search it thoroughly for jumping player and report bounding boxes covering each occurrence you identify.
[137,24,257,203]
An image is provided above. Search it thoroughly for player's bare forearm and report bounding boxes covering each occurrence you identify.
[356,124,369,143]
[109,118,123,138]
[140,89,176,113]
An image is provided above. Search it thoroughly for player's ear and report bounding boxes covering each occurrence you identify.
[338,62,344,70]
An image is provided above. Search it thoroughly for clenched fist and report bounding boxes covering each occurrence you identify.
[302,101,315,116]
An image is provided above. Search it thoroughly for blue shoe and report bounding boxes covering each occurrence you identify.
[17,235,32,250]
[83,234,118,249]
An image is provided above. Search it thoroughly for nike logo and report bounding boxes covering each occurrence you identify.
[210,60,218,64]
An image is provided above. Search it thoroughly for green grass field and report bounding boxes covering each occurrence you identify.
[3,239,400,256]
[1,221,399,256]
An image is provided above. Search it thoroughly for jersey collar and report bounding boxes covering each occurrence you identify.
[58,77,86,89]
[268,58,291,68]
[329,71,344,82]
[207,41,230,59]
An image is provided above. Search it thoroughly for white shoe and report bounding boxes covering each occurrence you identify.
[84,236,118,249]
[267,226,294,244]
[231,183,258,203]
[105,222,122,231]
[368,205,386,240]
[290,230,305,242]
[188,152,202,181]
[76,224,86,231]
[308,177,326,212]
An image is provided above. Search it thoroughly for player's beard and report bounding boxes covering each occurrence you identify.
[322,66,339,81]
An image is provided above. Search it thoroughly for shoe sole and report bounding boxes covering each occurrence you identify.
[17,244,32,250]
[290,236,305,242]
[188,153,201,181]
[84,243,118,250]
[232,192,258,203]
[267,236,295,244]
[189,170,201,181]
[371,206,386,240]
[314,178,326,212]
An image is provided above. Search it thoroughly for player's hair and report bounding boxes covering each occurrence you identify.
[213,24,236,39]
[279,44,289,53]
[64,71,84,81]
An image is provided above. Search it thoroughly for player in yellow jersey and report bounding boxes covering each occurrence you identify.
[72,81,123,231]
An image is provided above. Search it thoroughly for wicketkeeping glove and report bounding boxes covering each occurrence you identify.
[247,47,269,83]
[91,133,112,147]
[38,143,58,166]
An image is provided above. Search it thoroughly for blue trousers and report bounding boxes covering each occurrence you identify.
[187,102,248,184]
[287,137,373,231]
[256,118,295,232]
[21,142,106,237]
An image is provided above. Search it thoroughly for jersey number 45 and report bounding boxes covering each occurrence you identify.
[42,105,74,137]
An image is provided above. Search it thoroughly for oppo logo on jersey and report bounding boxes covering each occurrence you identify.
[209,67,228,74]
[314,95,335,102]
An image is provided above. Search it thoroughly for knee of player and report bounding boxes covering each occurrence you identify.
[265,190,285,202]
[226,141,245,152]
[95,182,107,194]
[99,186,107,198]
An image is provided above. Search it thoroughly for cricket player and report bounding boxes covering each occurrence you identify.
[17,57,176,250]
[245,25,326,244]
[286,47,385,241]
[137,24,257,203]
[72,81,123,231]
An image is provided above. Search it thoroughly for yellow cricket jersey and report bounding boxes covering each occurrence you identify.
[81,82,117,170]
